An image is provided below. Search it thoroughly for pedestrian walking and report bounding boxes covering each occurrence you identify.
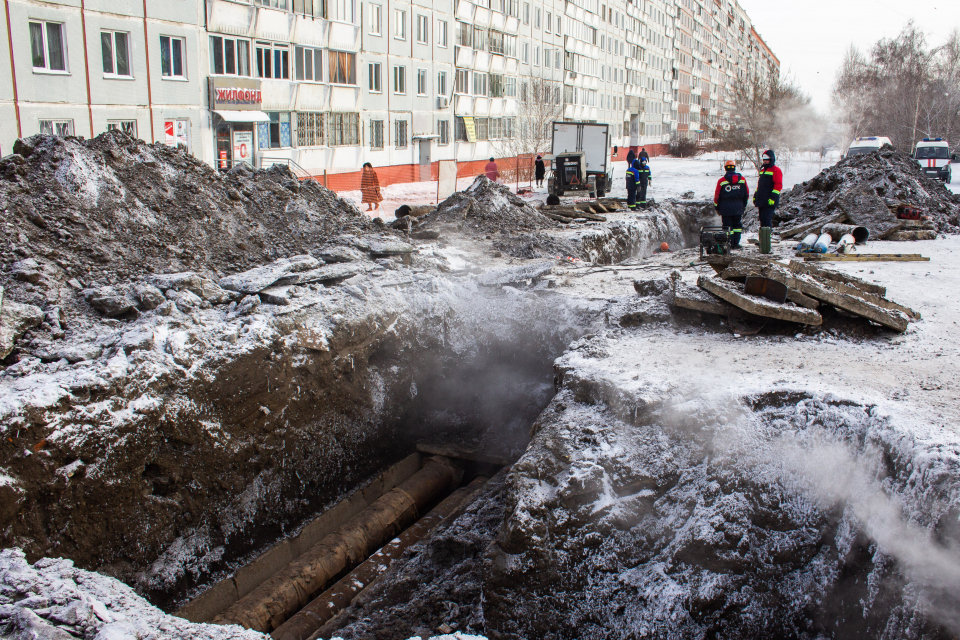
[625,159,640,210]
[639,147,649,162]
[637,157,652,206]
[626,148,636,167]
[534,155,546,187]
[485,157,500,182]
[713,159,749,249]
[753,149,783,253]
[360,162,383,212]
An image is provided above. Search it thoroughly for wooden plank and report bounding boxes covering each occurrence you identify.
[800,254,929,262]
[698,276,823,325]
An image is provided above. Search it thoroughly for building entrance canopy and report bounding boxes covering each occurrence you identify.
[214,110,271,123]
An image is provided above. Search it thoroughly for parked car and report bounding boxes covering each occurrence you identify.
[845,136,893,157]
[913,137,957,183]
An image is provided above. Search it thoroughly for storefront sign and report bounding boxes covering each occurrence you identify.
[208,77,263,111]
[233,130,253,164]
[463,116,477,143]
[164,119,191,149]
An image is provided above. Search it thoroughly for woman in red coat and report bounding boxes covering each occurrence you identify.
[360,162,383,212]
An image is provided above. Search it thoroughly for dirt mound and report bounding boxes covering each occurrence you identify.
[774,146,960,234]
[419,176,559,234]
[0,131,380,287]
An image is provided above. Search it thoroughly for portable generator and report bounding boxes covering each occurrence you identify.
[700,225,731,258]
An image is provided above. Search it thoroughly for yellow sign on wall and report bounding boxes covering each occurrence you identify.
[463,116,477,143]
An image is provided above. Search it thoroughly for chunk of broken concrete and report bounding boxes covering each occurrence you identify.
[698,276,823,325]
[0,299,44,358]
[314,246,362,263]
[133,283,165,311]
[10,258,42,283]
[297,263,363,284]
[357,239,415,256]
[219,255,319,293]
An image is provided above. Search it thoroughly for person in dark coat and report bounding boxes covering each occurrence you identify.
[637,157,651,205]
[626,148,636,166]
[753,149,783,229]
[713,159,749,249]
[534,155,546,187]
[639,147,650,162]
[625,159,640,210]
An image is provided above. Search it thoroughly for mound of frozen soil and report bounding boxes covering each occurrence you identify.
[775,146,960,233]
[0,131,380,286]
[421,176,559,234]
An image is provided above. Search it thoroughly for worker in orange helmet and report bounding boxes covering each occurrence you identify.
[713,159,749,249]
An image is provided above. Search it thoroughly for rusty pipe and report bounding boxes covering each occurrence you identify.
[272,475,489,640]
[214,457,462,632]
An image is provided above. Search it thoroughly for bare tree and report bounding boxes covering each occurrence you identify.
[493,77,564,186]
[831,23,960,152]
[721,72,824,172]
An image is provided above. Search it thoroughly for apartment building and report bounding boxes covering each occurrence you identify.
[0,0,776,176]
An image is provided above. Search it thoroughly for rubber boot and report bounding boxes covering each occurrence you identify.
[759,227,772,254]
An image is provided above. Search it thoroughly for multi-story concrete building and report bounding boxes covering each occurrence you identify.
[0,0,776,179]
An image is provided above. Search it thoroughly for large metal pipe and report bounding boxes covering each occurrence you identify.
[822,223,869,243]
[272,475,490,640]
[214,457,462,632]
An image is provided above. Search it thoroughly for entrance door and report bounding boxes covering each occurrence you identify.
[419,140,431,181]
[216,124,232,170]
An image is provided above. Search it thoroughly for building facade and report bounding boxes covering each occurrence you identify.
[0,0,777,177]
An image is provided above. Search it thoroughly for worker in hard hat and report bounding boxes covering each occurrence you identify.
[714,159,749,249]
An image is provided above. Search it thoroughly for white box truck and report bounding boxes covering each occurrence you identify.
[548,122,612,198]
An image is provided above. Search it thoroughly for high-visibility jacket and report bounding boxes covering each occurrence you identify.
[714,172,749,216]
[626,165,640,189]
[636,165,651,184]
[754,164,783,208]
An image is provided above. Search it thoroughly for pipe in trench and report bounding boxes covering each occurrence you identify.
[213,456,463,632]
[272,475,490,640]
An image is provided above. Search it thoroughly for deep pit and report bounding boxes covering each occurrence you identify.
[2,134,959,640]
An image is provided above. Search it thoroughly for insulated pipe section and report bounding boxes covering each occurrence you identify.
[822,223,869,244]
[214,457,463,632]
[273,475,490,640]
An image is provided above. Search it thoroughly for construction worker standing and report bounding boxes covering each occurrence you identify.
[753,149,783,253]
[625,158,640,210]
[637,157,651,206]
[713,159,749,249]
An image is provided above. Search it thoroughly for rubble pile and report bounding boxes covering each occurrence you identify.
[0,131,381,286]
[771,146,960,236]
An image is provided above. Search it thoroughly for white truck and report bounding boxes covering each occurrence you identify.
[547,122,613,198]
[913,137,956,183]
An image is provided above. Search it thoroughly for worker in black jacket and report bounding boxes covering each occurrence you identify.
[637,157,651,206]
[713,159,749,249]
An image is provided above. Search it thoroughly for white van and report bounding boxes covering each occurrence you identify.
[846,136,893,157]
[913,138,955,183]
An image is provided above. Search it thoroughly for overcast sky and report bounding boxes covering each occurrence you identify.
[737,1,960,114]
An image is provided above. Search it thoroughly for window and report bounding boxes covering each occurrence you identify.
[504,76,516,97]
[211,36,251,76]
[160,36,185,79]
[369,4,382,34]
[293,0,324,17]
[555,50,560,68]
[489,31,504,55]
[456,21,472,47]
[393,65,405,93]
[521,42,528,63]
[256,0,288,7]
[102,31,132,77]
[107,120,137,136]
[297,112,324,146]
[438,20,448,47]
[504,34,516,57]
[329,51,356,84]
[416,15,428,44]
[258,112,291,148]
[545,12,551,32]
[438,119,449,145]
[417,68,427,95]
[544,48,550,69]
[256,42,289,79]
[29,21,66,72]
[395,10,406,39]
[437,70,447,96]
[473,26,486,52]
[395,119,408,148]
[327,112,359,146]
[368,62,381,91]
[370,119,384,149]
[475,117,488,141]
[39,119,74,137]
[455,116,467,141]
[455,69,469,93]
[472,71,486,96]
[556,17,561,33]
[331,0,355,23]
[295,45,322,81]
[534,46,539,66]
[489,73,503,97]
[534,7,541,28]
